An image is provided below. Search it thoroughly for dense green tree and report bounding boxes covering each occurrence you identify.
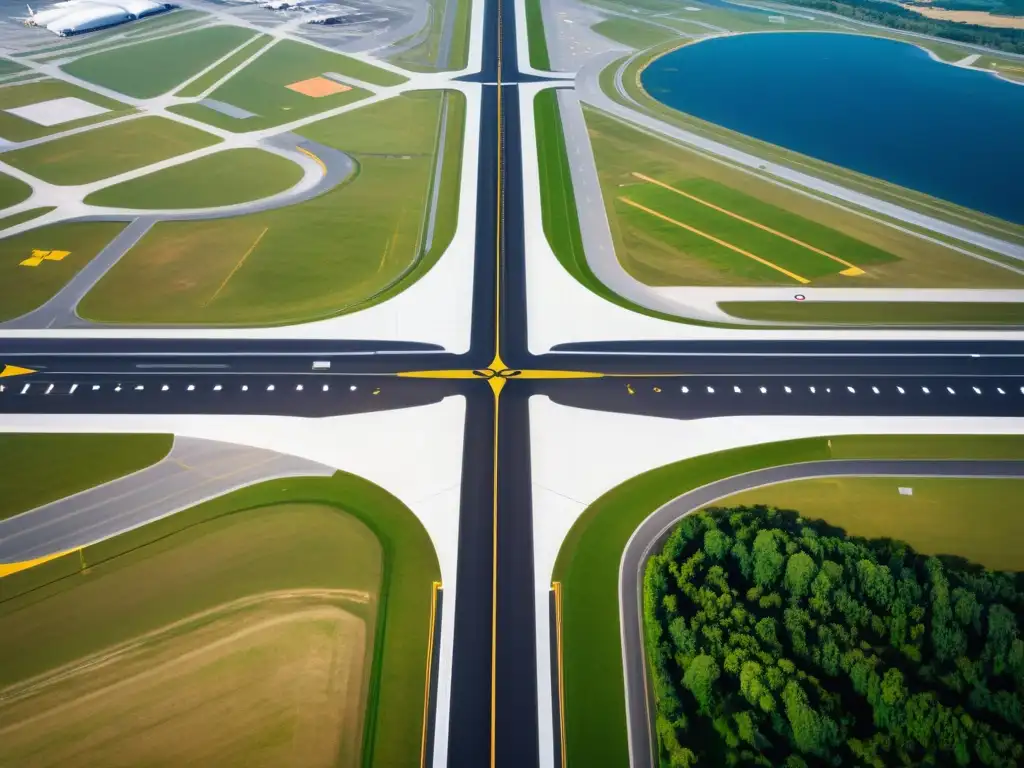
[785,551,818,599]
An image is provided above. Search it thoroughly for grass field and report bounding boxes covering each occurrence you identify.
[0,220,125,321]
[552,433,1024,768]
[0,433,171,521]
[0,80,134,142]
[169,40,402,132]
[0,206,55,230]
[721,300,1024,324]
[390,0,472,71]
[612,44,1024,248]
[61,25,255,99]
[591,18,680,49]
[3,116,220,186]
[79,91,459,325]
[586,108,1024,288]
[86,148,304,209]
[525,0,551,70]
[0,172,31,210]
[0,59,25,76]
[24,9,209,57]
[714,476,1024,572]
[0,470,440,768]
[173,33,272,98]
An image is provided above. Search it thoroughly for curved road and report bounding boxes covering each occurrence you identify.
[619,459,1024,768]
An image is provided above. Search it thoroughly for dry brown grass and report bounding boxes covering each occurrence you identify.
[0,590,369,768]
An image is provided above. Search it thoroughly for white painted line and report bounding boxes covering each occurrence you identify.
[187,384,195,391]
[974,387,982,394]
[214,385,223,391]
[161,384,169,391]
[20,383,29,394]
[45,384,54,395]
[923,386,931,394]
[68,384,77,394]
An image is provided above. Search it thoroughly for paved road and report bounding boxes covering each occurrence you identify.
[619,459,1024,768]
[0,436,334,563]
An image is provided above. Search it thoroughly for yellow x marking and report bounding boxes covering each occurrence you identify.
[20,249,70,267]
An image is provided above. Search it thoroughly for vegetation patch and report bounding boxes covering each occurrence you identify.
[721,301,1024,325]
[0,207,55,230]
[0,171,31,210]
[174,33,273,98]
[0,80,133,142]
[80,91,460,325]
[0,433,172,521]
[0,220,126,321]
[525,0,551,70]
[644,504,1024,766]
[3,116,220,185]
[86,148,304,209]
[592,17,679,49]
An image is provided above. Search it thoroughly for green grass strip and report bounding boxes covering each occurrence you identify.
[525,0,551,70]
[174,33,271,98]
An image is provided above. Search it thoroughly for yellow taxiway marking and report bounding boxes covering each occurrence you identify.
[632,172,866,277]
[552,582,568,768]
[619,197,811,285]
[420,580,442,768]
[0,364,36,378]
[0,548,76,578]
[297,146,327,174]
[207,226,269,304]
[378,211,404,274]
[20,249,71,267]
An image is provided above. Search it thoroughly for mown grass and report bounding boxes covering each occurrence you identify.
[86,148,304,209]
[3,116,220,185]
[525,0,551,70]
[0,433,172,521]
[80,91,461,325]
[0,470,440,768]
[0,58,25,76]
[0,80,134,142]
[586,107,1024,288]
[0,172,31,210]
[173,33,271,98]
[715,476,1024,572]
[0,220,126,321]
[0,207,55,230]
[721,301,1024,325]
[591,18,678,49]
[62,25,255,99]
[553,433,1024,768]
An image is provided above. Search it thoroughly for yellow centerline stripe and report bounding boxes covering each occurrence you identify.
[632,172,865,276]
[207,226,269,304]
[420,581,442,768]
[297,146,327,174]
[619,197,811,285]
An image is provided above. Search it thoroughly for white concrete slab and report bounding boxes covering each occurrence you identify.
[7,96,109,126]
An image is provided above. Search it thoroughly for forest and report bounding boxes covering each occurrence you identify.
[643,505,1024,766]
[780,0,1024,53]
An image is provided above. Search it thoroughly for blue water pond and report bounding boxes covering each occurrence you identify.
[641,33,1024,224]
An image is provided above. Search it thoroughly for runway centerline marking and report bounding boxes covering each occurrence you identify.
[632,172,865,276]
[619,197,811,285]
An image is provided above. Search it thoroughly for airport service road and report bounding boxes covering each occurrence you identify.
[619,459,1024,768]
[0,435,333,563]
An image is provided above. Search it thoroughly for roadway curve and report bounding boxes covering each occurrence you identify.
[619,459,1024,768]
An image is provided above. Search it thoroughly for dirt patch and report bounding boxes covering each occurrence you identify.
[901,4,1024,28]
[286,77,352,98]
[0,591,370,768]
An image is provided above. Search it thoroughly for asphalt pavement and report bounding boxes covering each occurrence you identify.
[618,459,1024,768]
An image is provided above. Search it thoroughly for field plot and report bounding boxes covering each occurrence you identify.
[0,433,171,521]
[714,476,1024,572]
[0,220,126,321]
[0,502,382,768]
[80,91,461,325]
[174,34,273,98]
[0,172,31,210]
[86,148,304,209]
[0,80,134,142]
[2,116,220,185]
[591,18,678,49]
[169,40,402,132]
[587,108,1024,288]
[61,25,257,99]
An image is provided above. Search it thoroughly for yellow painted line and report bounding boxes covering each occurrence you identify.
[420,580,442,768]
[619,197,811,285]
[513,370,603,379]
[378,211,403,274]
[0,364,36,378]
[632,172,866,277]
[19,249,49,267]
[207,226,269,305]
[297,146,327,174]
[397,369,482,379]
[44,250,70,262]
[552,582,568,768]
[0,548,76,578]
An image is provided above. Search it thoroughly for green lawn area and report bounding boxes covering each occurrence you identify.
[721,301,1024,325]
[0,207,55,230]
[0,433,171,521]
[3,116,220,185]
[86,148,304,209]
[0,58,25,76]
[0,471,440,768]
[586,107,1024,288]
[61,25,256,99]
[79,91,460,325]
[174,33,271,98]
[591,17,678,48]
[0,220,125,321]
[0,172,31,210]
[0,80,134,142]
[525,0,551,70]
[169,40,403,132]
[714,476,1024,572]
[553,433,1024,768]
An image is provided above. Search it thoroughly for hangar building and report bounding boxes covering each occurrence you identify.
[26,0,167,35]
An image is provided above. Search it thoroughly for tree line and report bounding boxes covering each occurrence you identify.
[643,505,1024,766]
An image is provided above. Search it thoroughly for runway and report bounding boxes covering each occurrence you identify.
[618,459,1024,768]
